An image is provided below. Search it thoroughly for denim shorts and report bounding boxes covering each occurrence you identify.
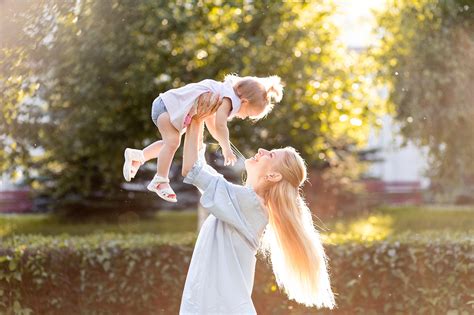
[151,97,167,127]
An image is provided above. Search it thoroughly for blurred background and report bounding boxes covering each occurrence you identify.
[1,0,473,314]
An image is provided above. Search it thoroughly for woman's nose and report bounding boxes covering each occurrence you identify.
[258,148,268,155]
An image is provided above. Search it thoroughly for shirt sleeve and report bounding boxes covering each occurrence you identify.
[183,147,260,249]
[183,144,217,192]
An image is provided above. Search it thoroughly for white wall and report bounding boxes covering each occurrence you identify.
[366,115,431,189]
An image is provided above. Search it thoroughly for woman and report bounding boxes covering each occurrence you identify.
[179,93,336,314]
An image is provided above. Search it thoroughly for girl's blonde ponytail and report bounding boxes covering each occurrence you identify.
[261,75,283,103]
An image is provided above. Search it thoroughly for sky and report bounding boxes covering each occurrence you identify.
[332,0,387,48]
[331,0,431,187]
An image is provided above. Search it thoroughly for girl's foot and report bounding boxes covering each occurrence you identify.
[123,148,145,181]
[147,175,177,203]
[131,160,141,170]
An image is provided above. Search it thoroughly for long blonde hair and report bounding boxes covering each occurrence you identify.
[258,147,336,309]
[224,74,283,120]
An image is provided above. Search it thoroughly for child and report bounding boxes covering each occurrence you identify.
[123,74,283,202]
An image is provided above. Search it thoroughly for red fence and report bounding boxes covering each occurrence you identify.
[0,189,33,213]
[361,179,423,205]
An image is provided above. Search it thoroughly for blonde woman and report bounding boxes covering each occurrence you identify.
[179,93,336,314]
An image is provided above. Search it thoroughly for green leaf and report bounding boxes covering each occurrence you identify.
[9,260,17,271]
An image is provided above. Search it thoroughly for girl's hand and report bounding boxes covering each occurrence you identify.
[222,147,237,166]
[193,92,222,122]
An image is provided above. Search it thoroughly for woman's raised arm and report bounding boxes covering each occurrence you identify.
[182,118,204,177]
[182,92,222,177]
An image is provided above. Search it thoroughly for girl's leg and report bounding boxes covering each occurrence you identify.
[143,140,164,161]
[130,140,164,170]
[130,110,183,169]
[127,116,178,178]
[155,112,181,190]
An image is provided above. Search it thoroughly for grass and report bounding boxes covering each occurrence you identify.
[0,210,197,238]
[320,205,474,244]
[375,205,474,232]
[1,205,473,244]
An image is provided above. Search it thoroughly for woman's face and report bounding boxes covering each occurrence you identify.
[245,148,284,187]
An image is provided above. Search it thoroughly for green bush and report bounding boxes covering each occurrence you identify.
[1,233,472,314]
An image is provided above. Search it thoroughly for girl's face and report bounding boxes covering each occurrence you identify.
[235,99,262,119]
[245,148,283,189]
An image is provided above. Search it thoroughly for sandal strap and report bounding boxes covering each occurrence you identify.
[152,175,170,183]
[157,187,176,196]
[126,148,146,164]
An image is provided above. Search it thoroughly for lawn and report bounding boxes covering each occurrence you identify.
[320,205,474,244]
[0,210,197,238]
[1,205,473,244]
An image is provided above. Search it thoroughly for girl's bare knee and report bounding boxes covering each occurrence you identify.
[156,112,170,128]
[157,113,180,147]
[164,137,180,150]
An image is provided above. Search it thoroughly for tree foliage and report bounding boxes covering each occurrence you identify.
[0,0,382,203]
[372,0,474,200]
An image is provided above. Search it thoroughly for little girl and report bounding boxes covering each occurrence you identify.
[122,74,283,202]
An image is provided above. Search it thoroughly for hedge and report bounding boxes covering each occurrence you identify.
[0,233,473,314]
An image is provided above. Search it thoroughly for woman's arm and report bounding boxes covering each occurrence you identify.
[180,95,260,246]
[182,92,222,177]
[182,118,204,177]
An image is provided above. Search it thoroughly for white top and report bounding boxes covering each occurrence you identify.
[159,79,242,131]
[179,149,269,315]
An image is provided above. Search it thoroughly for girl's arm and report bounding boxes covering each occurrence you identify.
[211,98,237,166]
[204,114,218,141]
[212,98,232,150]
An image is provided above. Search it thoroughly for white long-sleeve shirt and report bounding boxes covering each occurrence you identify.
[179,154,268,315]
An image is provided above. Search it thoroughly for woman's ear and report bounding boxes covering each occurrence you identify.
[265,172,282,183]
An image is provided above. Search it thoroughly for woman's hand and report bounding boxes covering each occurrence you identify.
[193,92,222,122]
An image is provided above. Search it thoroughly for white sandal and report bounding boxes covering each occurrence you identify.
[123,148,145,182]
[147,175,177,203]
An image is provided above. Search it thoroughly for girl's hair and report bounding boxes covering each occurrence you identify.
[258,147,336,309]
[224,74,283,120]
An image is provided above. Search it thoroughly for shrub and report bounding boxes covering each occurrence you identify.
[1,233,472,314]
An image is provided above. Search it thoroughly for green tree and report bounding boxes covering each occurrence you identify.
[1,0,383,208]
[372,0,474,201]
